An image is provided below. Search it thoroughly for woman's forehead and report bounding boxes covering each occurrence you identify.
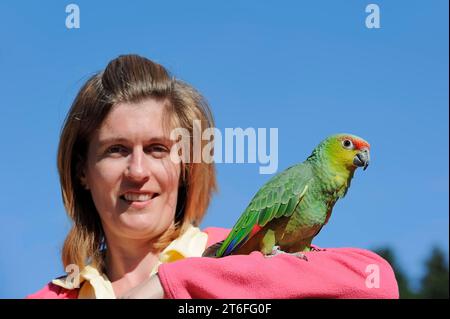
[96,99,171,142]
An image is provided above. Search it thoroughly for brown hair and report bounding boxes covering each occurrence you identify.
[58,54,217,270]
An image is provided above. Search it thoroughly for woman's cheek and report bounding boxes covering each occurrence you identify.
[87,162,123,207]
[153,159,180,187]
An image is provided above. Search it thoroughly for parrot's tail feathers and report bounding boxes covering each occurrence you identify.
[202,241,225,258]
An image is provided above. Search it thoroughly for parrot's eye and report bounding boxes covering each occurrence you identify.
[342,139,354,149]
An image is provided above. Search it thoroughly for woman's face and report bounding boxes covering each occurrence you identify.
[83,98,180,242]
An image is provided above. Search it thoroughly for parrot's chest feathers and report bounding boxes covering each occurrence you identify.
[332,174,347,186]
[284,168,351,230]
[319,167,351,198]
[330,174,349,195]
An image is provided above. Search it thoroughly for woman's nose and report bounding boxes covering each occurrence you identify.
[125,148,150,182]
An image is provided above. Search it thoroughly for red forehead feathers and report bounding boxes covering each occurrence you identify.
[351,138,370,150]
[339,136,370,150]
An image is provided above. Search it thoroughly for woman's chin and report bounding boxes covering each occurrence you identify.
[117,214,171,239]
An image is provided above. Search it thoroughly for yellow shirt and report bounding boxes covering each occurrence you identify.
[52,226,208,299]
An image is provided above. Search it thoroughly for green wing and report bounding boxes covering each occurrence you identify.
[216,163,313,257]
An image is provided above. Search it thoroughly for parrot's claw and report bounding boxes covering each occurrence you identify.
[265,246,308,261]
[290,252,309,261]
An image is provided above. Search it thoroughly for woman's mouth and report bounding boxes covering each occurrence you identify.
[120,192,159,209]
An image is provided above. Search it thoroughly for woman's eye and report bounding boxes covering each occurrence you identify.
[106,145,128,156]
[342,139,354,149]
[147,144,169,157]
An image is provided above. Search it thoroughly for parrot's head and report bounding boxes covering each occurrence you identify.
[321,133,371,172]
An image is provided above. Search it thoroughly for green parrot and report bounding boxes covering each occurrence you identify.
[203,133,370,259]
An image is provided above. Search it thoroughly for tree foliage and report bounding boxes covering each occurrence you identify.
[374,246,448,299]
[419,246,449,299]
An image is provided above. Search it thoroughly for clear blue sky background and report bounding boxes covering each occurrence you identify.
[0,1,448,298]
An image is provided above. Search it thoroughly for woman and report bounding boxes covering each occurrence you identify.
[27,54,398,299]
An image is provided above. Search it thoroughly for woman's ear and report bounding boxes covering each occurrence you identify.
[79,171,90,190]
[77,157,90,190]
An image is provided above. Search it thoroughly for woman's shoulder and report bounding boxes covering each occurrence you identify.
[26,281,79,299]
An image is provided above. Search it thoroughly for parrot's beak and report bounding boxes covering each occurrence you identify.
[353,149,370,170]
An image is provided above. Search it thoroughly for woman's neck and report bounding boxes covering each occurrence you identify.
[104,236,161,298]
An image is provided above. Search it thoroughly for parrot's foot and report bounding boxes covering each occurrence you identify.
[265,246,308,261]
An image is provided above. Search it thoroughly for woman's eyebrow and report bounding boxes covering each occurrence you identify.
[145,136,174,146]
[97,136,129,147]
[97,136,173,146]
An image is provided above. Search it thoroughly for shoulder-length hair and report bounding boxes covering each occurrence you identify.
[58,54,217,270]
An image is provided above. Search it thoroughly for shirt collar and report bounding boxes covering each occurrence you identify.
[52,225,208,299]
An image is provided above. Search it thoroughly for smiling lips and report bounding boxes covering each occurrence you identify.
[120,192,159,209]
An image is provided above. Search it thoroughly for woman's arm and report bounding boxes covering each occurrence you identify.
[120,227,398,299]
[157,247,399,299]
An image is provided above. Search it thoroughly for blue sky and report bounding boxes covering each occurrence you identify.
[0,0,448,298]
